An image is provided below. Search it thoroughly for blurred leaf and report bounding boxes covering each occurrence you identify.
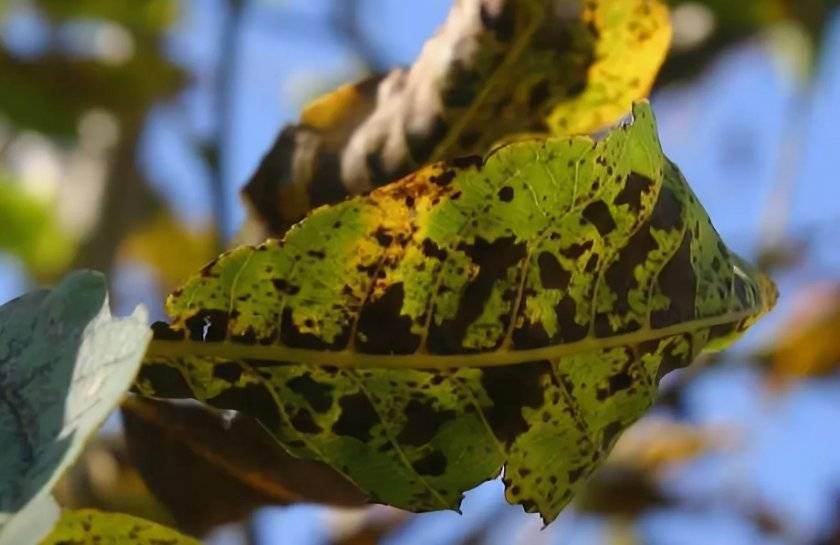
[243,0,671,237]
[139,102,775,523]
[0,180,75,279]
[39,509,200,545]
[52,436,175,529]
[118,213,217,294]
[34,0,179,34]
[0,49,184,137]
[761,282,840,382]
[576,419,720,517]
[121,396,366,536]
[0,271,151,545]
[661,0,836,85]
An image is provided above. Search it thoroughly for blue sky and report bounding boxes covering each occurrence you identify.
[2,2,840,544]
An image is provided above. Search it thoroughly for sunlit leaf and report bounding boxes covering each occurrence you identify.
[39,510,200,545]
[243,0,671,237]
[138,102,775,523]
[0,271,151,545]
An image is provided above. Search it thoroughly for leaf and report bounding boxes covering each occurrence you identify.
[39,510,201,545]
[117,212,217,294]
[0,180,76,280]
[138,101,776,523]
[0,271,151,545]
[760,282,840,383]
[243,0,671,237]
[121,396,366,535]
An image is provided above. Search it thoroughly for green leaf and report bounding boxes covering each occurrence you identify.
[139,102,776,523]
[39,510,201,545]
[0,180,76,280]
[0,271,151,545]
[243,0,671,236]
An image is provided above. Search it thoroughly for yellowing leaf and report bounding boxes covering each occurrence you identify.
[138,102,775,523]
[118,213,217,293]
[547,0,672,135]
[243,0,671,237]
[39,510,200,545]
[762,282,840,382]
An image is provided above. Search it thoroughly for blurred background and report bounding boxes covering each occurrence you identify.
[2,0,840,544]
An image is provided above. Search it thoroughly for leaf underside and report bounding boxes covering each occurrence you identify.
[139,102,775,523]
[0,271,150,545]
[243,0,671,236]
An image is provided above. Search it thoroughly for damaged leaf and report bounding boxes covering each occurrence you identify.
[243,0,671,237]
[138,102,775,523]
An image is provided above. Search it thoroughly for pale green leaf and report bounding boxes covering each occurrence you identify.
[0,271,151,545]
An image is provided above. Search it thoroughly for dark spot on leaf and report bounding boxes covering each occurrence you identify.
[651,232,697,328]
[600,420,623,451]
[151,321,183,341]
[649,185,684,231]
[397,399,456,447]
[498,186,515,202]
[207,383,281,432]
[421,238,448,261]
[429,169,456,187]
[356,283,421,354]
[614,171,654,212]
[332,392,379,442]
[287,373,335,413]
[554,295,589,342]
[428,236,526,353]
[411,451,448,476]
[480,361,550,445]
[450,155,483,170]
[213,362,242,383]
[290,408,323,434]
[582,201,617,237]
[537,252,571,290]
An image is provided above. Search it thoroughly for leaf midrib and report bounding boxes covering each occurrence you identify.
[145,309,754,370]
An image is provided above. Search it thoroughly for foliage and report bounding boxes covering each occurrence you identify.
[0,0,807,540]
[138,102,776,522]
[243,0,671,237]
[39,509,200,545]
[0,180,75,280]
[0,271,150,545]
